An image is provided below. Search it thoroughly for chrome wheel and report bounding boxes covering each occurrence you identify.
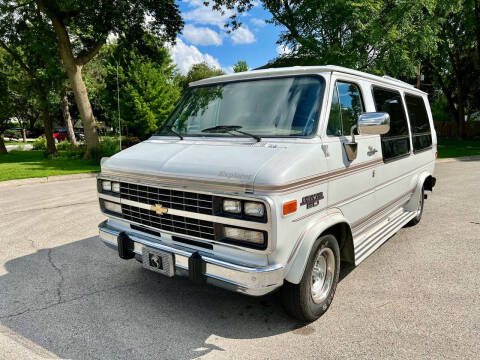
[417,194,423,213]
[311,247,335,304]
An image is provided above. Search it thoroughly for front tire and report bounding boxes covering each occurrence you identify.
[282,234,340,322]
[407,185,424,226]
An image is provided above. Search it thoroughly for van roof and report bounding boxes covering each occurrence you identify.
[189,65,427,95]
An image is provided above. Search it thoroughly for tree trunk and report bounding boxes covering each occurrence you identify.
[0,135,7,155]
[455,70,466,139]
[65,64,99,154]
[22,128,27,143]
[38,91,56,155]
[61,89,78,146]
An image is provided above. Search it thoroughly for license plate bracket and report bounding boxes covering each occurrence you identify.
[142,247,174,277]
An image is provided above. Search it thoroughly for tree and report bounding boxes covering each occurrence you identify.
[0,50,13,154]
[212,1,437,77]
[233,60,248,72]
[101,34,182,139]
[61,87,77,146]
[1,0,183,153]
[0,5,64,154]
[423,0,480,138]
[179,63,225,90]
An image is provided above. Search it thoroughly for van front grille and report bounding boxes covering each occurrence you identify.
[120,182,214,215]
[121,204,216,240]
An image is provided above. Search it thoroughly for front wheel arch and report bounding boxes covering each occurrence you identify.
[285,213,352,284]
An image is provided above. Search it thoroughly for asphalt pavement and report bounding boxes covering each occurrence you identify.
[0,160,479,359]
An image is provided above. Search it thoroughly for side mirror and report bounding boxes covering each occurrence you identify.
[343,112,390,162]
[357,112,390,135]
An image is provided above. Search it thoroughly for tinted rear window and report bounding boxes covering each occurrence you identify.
[405,94,432,152]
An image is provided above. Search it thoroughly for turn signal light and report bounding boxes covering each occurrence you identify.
[283,200,297,216]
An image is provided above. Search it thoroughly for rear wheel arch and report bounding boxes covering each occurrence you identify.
[424,175,435,191]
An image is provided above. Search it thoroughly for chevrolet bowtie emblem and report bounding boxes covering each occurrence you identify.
[151,204,168,215]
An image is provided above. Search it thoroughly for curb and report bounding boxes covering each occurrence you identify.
[0,173,98,188]
[436,155,480,163]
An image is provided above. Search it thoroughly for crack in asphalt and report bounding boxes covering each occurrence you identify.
[0,200,97,216]
[0,282,137,321]
[47,249,64,303]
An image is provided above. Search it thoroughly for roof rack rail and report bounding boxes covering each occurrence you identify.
[382,75,415,88]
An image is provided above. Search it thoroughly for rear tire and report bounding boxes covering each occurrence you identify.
[281,234,340,322]
[407,185,424,226]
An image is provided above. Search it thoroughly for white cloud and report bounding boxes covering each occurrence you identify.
[231,26,256,44]
[183,3,233,29]
[169,38,221,74]
[182,24,222,46]
[276,44,292,56]
[250,18,266,28]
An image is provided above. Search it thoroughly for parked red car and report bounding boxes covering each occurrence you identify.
[53,129,69,142]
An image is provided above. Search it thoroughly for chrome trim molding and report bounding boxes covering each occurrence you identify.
[101,170,252,193]
[99,220,284,296]
[101,159,383,196]
[254,159,383,194]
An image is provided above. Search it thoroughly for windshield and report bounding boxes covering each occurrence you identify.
[157,76,325,137]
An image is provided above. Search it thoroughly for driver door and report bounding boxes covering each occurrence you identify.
[323,75,383,231]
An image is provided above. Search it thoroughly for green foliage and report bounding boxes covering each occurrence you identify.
[179,63,225,90]
[233,60,248,72]
[3,129,21,139]
[32,137,47,150]
[88,137,121,163]
[431,96,451,122]
[101,35,182,139]
[56,141,79,151]
[422,0,480,133]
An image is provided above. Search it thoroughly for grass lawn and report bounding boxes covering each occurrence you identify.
[437,139,480,158]
[0,150,99,182]
[4,141,28,146]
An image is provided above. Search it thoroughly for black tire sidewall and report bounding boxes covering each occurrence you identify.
[300,234,340,320]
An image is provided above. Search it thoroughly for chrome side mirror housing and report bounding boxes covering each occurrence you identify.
[357,112,390,135]
[343,112,390,162]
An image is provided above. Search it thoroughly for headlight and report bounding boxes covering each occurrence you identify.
[102,180,111,192]
[103,201,122,214]
[223,226,264,245]
[223,199,241,214]
[112,182,120,193]
[244,202,265,217]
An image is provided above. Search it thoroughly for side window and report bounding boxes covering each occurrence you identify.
[404,94,432,152]
[327,85,342,136]
[327,81,364,136]
[372,87,410,161]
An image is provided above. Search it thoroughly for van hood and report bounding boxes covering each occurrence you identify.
[101,139,287,191]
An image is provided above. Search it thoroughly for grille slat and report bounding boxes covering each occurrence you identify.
[122,204,216,240]
[119,182,214,215]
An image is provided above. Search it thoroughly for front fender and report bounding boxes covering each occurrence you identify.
[284,210,348,284]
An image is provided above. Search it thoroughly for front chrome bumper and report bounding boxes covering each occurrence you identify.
[98,220,284,296]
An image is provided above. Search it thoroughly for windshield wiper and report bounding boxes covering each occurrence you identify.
[201,125,261,142]
[161,124,183,140]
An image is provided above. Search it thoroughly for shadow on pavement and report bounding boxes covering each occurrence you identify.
[0,236,354,359]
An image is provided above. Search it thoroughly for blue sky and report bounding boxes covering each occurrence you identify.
[170,1,287,74]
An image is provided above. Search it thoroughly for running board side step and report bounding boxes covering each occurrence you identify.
[354,208,417,265]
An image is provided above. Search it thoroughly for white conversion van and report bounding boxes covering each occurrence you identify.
[97,66,437,321]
